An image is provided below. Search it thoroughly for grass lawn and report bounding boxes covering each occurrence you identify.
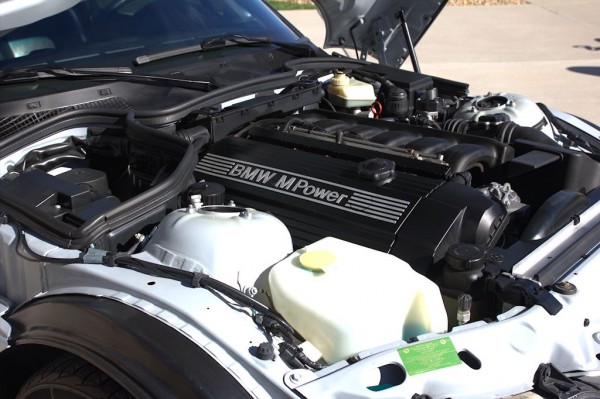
[267,1,316,10]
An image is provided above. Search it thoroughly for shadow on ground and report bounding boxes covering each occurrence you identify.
[573,38,600,51]
[567,66,600,77]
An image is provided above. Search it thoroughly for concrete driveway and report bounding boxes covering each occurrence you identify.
[281,0,600,124]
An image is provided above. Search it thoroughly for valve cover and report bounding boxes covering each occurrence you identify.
[196,129,507,276]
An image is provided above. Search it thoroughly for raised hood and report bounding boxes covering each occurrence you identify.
[312,0,447,68]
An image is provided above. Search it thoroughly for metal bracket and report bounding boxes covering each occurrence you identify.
[533,363,587,399]
[362,10,421,71]
[367,17,399,67]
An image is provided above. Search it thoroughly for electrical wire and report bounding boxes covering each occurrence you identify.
[110,255,299,339]
[537,102,600,153]
[321,97,336,112]
[349,18,364,60]
[11,227,320,369]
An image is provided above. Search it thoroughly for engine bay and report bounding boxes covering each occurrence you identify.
[2,63,600,368]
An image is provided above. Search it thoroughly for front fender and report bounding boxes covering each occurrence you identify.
[1,295,252,399]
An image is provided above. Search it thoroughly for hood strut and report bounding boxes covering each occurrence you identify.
[362,9,421,73]
[399,10,421,73]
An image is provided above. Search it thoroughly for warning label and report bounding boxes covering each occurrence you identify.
[398,338,462,376]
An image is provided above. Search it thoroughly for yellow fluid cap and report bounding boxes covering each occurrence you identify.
[299,250,336,271]
[330,72,349,86]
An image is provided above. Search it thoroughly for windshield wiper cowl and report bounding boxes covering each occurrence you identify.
[134,35,319,66]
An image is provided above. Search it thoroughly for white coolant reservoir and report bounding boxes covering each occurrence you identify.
[269,237,448,363]
[141,206,292,295]
[327,72,376,108]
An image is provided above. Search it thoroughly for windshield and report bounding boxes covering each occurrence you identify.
[0,0,301,70]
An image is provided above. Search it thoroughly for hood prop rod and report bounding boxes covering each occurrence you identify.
[398,9,421,73]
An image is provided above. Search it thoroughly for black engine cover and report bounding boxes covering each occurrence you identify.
[196,136,506,275]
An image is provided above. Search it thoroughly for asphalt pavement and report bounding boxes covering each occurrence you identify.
[281,0,600,124]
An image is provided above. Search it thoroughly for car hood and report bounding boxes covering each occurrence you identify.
[312,0,447,68]
[0,0,81,30]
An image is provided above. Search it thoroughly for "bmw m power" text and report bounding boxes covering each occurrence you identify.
[228,164,349,204]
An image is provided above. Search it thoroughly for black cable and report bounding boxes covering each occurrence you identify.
[321,97,336,112]
[537,102,565,135]
[430,120,442,130]
[417,117,442,130]
[255,314,296,344]
[112,255,196,281]
[14,241,315,366]
[349,18,364,60]
[282,117,326,135]
[197,273,298,338]
[279,342,324,370]
[282,117,306,133]
[537,102,599,153]
[111,255,299,339]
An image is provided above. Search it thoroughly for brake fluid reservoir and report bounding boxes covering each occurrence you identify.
[269,237,448,363]
[327,72,376,108]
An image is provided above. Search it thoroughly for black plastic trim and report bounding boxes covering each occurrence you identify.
[4,295,252,399]
[0,112,125,159]
[535,220,600,286]
[0,114,197,249]
[521,190,588,241]
[0,71,302,155]
[133,70,300,125]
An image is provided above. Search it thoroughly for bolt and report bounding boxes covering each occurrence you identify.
[487,253,505,264]
[239,209,251,219]
[290,373,301,383]
[552,281,577,295]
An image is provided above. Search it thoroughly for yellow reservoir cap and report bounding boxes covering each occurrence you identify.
[299,250,336,271]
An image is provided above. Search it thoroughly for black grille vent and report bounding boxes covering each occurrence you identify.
[0,97,132,140]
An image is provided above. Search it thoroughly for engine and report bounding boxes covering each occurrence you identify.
[195,112,512,277]
[2,65,600,365]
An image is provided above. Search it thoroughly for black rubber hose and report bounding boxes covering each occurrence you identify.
[174,126,210,151]
[443,118,470,134]
[496,121,558,146]
[282,117,307,133]
[349,70,396,94]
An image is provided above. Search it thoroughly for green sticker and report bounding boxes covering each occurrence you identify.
[398,338,462,376]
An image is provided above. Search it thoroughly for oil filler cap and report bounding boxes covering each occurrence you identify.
[357,158,396,183]
[299,250,336,271]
